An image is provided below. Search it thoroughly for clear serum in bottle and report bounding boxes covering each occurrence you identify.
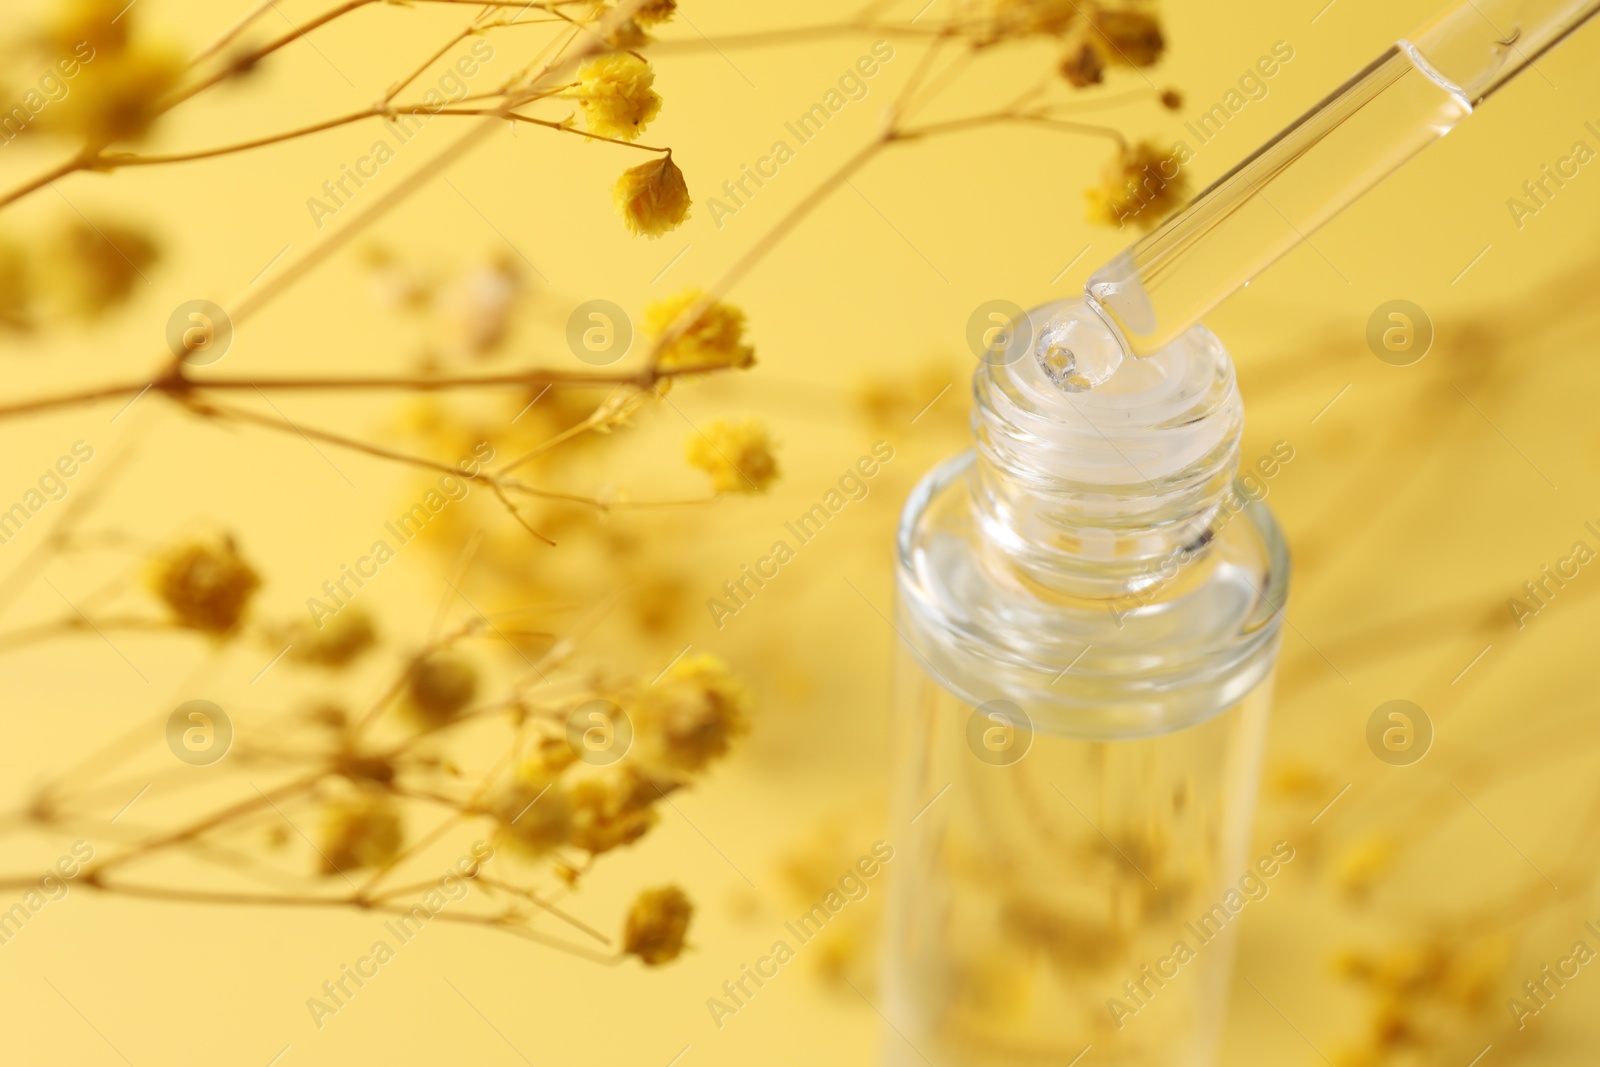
[883,298,1290,1066]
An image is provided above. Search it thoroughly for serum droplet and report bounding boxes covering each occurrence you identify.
[1035,304,1125,392]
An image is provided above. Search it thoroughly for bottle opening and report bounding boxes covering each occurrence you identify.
[973,297,1243,598]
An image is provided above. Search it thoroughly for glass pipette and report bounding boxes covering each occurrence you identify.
[1042,0,1600,389]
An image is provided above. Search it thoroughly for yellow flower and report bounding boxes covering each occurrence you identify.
[494,767,573,859]
[55,219,161,317]
[1086,139,1190,231]
[1268,761,1333,804]
[635,0,678,28]
[567,767,661,854]
[634,653,752,774]
[1335,835,1396,901]
[606,20,651,50]
[54,46,185,147]
[685,419,779,494]
[47,0,133,59]
[569,53,662,141]
[612,154,691,238]
[1089,8,1166,68]
[603,0,677,43]
[988,0,1082,39]
[623,885,693,966]
[1058,41,1105,87]
[318,794,403,875]
[644,289,755,371]
[404,652,479,726]
[285,607,378,669]
[146,535,261,634]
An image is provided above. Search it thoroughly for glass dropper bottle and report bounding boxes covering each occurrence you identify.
[1045,0,1600,389]
[880,3,1600,1064]
[885,303,1287,1066]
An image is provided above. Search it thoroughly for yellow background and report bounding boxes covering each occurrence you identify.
[2,0,1599,1063]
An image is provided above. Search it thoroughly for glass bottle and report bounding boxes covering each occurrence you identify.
[883,298,1290,1066]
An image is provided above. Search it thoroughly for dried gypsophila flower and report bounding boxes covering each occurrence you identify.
[438,254,524,358]
[39,1,185,147]
[404,651,479,727]
[634,0,678,28]
[283,606,379,669]
[567,766,661,854]
[146,534,262,634]
[605,19,651,49]
[602,0,680,44]
[623,884,693,965]
[495,767,573,859]
[1088,7,1166,68]
[1085,139,1190,231]
[568,53,662,142]
[644,289,755,371]
[987,0,1082,39]
[1059,41,1106,87]
[1056,7,1166,87]
[685,419,779,495]
[613,154,692,238]
[318,792,403,875]
[632,653,753,774]
[54,218,161,318]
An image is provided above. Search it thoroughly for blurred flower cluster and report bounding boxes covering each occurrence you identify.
[0,0,1204,989]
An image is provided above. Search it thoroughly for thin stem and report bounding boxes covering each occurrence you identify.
[0,437,147,623]
[0,154,91,213]
[485,110,672,153]
[0,615,173,655]
[65,879,620,961]
[646,136,889,368]
[192,368,657,391]
[189,0,281,69]
[0,356,754,430]
[486,480,558,545]
[195,0,664,332]
[164,0,380,111]
[386,22,490,104]
[890,26,954,122]
[104,106,387,167]
[496,419,597,476]
[645,21,960,54]
[475,876,611,944]
[194,397,692,511]
[100,100,651,168]
[357,810,469,896]
[86,771,325,878]
[899,110,1128,147]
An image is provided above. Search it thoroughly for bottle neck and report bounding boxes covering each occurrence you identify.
[970,298,1243,599]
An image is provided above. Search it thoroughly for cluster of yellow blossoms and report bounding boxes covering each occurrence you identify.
[40,0,184,147]
[319,794,404,876]
[145,535,263,635]
[125,514,740,968]
[973,1,1190,231]
[495,653,750,853]
[624,885,694,965]
[644,289,756,372]
[686,419,780,495]
[1085,139,1192,231]
[613,154,692,238]
[562,5,698,240]
[570,53,662,141]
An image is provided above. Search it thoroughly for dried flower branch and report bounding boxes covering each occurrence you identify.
[0,0,1193,979]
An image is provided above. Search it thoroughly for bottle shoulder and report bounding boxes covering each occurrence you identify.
[896,451,1290,737]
